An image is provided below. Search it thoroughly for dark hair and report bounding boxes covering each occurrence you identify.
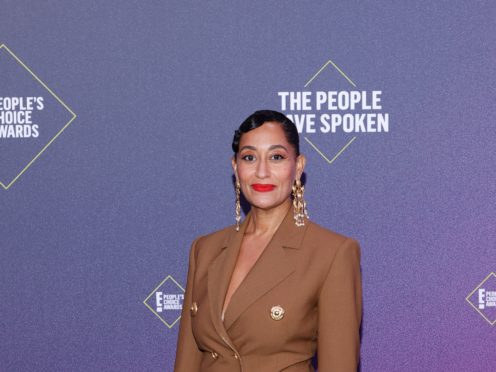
[231,110,300,156]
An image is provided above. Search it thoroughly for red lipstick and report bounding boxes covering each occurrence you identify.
[251,184,276,192]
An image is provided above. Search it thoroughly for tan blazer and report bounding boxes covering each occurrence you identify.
[174,206,362,372]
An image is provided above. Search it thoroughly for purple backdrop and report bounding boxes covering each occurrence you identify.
[1,1,495,371]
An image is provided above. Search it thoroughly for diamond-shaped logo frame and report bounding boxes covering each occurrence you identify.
[0,44,77,190]
[292,58,360,166]
[143,274,185,329]
[466,272,496,326]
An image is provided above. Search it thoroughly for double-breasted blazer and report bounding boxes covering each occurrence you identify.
[174,206,362,372]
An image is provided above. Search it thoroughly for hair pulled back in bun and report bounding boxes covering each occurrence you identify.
[231,110,300,156]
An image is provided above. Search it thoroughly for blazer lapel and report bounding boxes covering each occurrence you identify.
[223,206,308,330]
[207,210,253,342]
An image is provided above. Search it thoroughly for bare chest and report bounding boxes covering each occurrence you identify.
[221,236,271,318]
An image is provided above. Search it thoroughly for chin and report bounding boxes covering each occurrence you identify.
[247,197,288,211]
[251,204,278,211]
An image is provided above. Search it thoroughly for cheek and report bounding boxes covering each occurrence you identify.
[236,167,253,196]
[236,165,252,182]
[277,165,296,185]
[236,163,296,186]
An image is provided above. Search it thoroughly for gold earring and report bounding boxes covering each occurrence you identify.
[235,181,241,231]
[292,179,309,227]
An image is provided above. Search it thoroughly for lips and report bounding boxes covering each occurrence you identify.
[251,184,276,192]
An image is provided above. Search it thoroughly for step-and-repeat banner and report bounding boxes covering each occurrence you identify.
[1,2,494,371]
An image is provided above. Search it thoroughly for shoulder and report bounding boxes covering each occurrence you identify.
[194,224,234,247]
[304,218,357,246]
[189,223,236,259]
[302,219,360,263]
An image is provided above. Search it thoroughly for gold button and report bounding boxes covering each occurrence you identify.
[190,302,198,317]
[270,305,285,321]
[211,351,218,359]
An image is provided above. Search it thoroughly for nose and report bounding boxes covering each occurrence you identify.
[255,157,269,179]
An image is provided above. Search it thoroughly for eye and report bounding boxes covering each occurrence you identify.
[271,154,286,161]
[241,154,255,162]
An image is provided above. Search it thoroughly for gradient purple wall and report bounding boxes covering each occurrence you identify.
[1,1,495,371]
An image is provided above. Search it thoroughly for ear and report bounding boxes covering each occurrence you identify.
[295,153,306,180]
[231,156,239,181]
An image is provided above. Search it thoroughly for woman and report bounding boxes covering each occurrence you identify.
[174,110,362,372]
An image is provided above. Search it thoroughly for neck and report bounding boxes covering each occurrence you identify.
[245,199,291,236]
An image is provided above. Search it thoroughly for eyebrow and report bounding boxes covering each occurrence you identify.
[239,144,289,152]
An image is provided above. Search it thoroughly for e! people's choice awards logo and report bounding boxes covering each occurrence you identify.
[0,44,76,189]
[466,272,496,325]
[144,275,185,328]
[275,58,390,165]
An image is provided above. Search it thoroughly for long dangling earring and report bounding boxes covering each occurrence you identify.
[292,179,309,227]
[235,181,241,231]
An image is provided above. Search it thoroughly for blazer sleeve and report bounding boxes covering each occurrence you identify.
[174,237,202,372]
[317,237,362,372]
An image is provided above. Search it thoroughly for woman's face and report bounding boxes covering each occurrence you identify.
[232,121,305,211]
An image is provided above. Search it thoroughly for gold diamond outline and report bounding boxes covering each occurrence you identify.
[304,58,357,88]
[301,58,357,165]
[465,272,496,326]
[143,274,185,329]
[0,44,77,190]
[304,136,357,165]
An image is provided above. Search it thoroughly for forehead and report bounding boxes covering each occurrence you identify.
[238,121,289,148]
